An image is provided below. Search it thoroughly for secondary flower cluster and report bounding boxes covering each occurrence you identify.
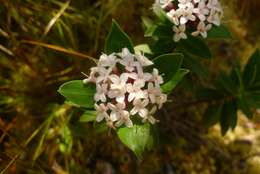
[83,48,167,128]
[156,0,223,42]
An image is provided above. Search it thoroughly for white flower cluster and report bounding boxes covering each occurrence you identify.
[83,48,167,128]
[156,0,223,42]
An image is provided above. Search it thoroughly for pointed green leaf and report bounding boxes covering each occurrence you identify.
[161,69,189,94]
[105,20,134,54]
[179,35,212,59]
[220,101,238,135]
[134,44,153,55]
[58,80,95,108]
[207,25,232,39]
[183,53,209,78]
[80,110,97,122]
[243,49,260,88]
[203,104,223,127]
[153,53,184,82]
[117,123,153,157]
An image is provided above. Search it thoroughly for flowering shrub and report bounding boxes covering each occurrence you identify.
[83,48,167,128]
[58,0,260,157]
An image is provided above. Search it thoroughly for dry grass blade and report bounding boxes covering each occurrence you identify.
[21,40,97,63]
[43,1,71,37]
[0,44,14,56]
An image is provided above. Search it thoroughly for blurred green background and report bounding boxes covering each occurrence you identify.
[0,0,260,173]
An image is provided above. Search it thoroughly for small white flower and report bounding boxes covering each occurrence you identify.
[119,48,137,72]
[156,94,167,109]
[207,0,222,12]
[178,0,192,9]
[167,9,180,25]
[83,67,98,83]
[126,79,147,102]
[95,103,109,122]
[131,99,149,118]
[193,0,209,21]
[142,106,158,124]
[157,0,173,9]
[147,82,161,103]
[192,21,212,38]
[152,68,164,86]
[207,9,221,26]
[115,110,133,128]
[98,53,117,67]
[193,0,201,3]
[178,3,196,25]
[96,67,110,83]
[108,73,128,103]
[108,102,126,122]
[94,83,108,102]
[173,25,187,42]
[135,53,154,67]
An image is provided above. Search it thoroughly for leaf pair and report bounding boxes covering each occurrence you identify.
[203,49,260,135]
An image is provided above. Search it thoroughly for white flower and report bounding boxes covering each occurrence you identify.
[178,0,192,9]
[151,68,164,86]
[192,21,212,38]
[95,103,109,122]
[98,53,117,67]
[108,102,126,122]
[142,106,158,124]
[119,48,137,72]
[131,99,149,118]
[167,9,180,25]
[126,79,147,102]
[83,67,98,83]
[156,94,167,109]
[147,82,161,103]
[115,110,133,128]
[193,0,209,21]
[94,83,108,102]
[178,3,196,25]
[207,9,221,26]
[207,0,222,12]
[173,25,187,42]
[108,73,128,103]
[135,53,154,66]
[157,0,173,9]
[193,0,201,3]
[96,67,110,83]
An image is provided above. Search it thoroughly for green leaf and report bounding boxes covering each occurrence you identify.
[161,69,189,94]
[179,35,212,59]
[203,104,223,127]
[105,19,134,54]
[153,53,184,82]
[207,25,232,39]
[134,44,153,55]
[182,53,209,78]
[243,49,260,88]
[117,123,153,157]
[80,110,97,122]
[58,80,95,108]
[238,95,253,119]
[216,73,238,96]
[151,38,175,56]
[220,100,238,135]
